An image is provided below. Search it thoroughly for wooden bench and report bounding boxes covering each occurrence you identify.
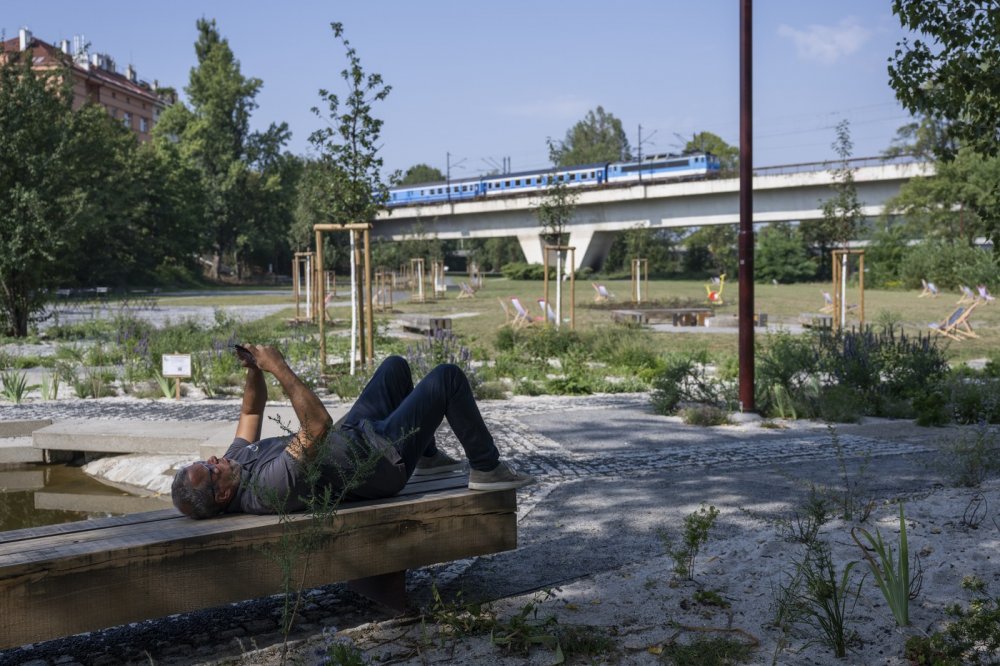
[400,315,452,335]
[610,309,649,324]
[611,307,712,327]
[798,313,832,329]
[0,472,516,648]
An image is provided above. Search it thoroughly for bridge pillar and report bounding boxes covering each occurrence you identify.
[517,230,615,272]
[516,233,545,266]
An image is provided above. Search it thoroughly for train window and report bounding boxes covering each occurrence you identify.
[505,181,510,187]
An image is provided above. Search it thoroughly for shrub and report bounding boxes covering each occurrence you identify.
[651,351,736,415]
[662,504,720,580]
[500,262,549,280]
[815,326,950,417]
[681,405,730,426]
[755,332,820,418]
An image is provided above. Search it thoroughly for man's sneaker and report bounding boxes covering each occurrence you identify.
[413,449,464,476]
[468,461,535,491]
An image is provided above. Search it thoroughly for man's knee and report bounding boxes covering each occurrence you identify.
[381,355,411,378]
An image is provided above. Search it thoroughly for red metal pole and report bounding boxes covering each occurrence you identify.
[738,0,755,412]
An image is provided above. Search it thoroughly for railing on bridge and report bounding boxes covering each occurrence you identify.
[751,154,922,177]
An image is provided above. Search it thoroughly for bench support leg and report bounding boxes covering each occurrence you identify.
[348,569,408,613]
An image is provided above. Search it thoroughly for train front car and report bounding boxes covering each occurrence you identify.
[606,152,719,184]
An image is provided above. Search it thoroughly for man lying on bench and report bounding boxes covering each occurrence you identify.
[171,344,533,518]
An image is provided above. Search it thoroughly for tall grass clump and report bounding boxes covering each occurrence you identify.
[851,502,921,627]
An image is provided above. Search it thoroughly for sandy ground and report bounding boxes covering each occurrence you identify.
[223,476,999,666]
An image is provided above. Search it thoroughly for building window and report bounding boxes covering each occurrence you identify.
[140,117,149,133]
[122,112,132,128]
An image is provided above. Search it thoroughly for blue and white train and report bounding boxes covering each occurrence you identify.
[386,152,721,207]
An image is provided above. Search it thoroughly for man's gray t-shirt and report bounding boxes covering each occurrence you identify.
[224,436,311,514]
[222,422,409,514]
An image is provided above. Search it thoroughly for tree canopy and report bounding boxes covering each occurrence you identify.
[156,18,291,279]
[888,0,1000,157]
[399,163,444,186]
[684,131,739,172]
[549,106,631,166]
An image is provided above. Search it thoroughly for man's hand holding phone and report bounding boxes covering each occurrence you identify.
[233,344,257,369]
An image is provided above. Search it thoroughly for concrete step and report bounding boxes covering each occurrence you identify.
[0,437,45,464]
[0,419,52,437]
[32,420,233,456]
[27,404,351,459]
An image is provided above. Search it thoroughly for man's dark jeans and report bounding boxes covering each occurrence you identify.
[341,356,500,477]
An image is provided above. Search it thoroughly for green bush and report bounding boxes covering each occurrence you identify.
[815,326,950,417]
[899,240,1000,290]
[817,385,865,423]
[650,351,735,416]
[500,262,549,280]
[681,405,731,426]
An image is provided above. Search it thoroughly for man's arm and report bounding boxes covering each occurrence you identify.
[234,365,267,443]
[247,345,332,462]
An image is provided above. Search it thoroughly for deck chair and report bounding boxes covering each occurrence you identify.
[705,274,726,304]
[592,282,614,303]
[537,299,570,325]
[957,285,977,305]
[977,285,995,304]
[929,302,980,340]
[919,279,939,298]
[457,282,475,299]
[509,297,539,327]
[819,291,835,313]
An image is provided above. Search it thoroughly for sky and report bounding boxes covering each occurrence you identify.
[8,1,921,177]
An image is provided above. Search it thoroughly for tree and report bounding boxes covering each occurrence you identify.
[399,163,444,186]
[549,106,631,166]
[684,131,739,173]
[156,18,290,279]
[802,120,863,279]
[882,115,958,160]
[755,223,816,283]
[0,52,78,336]
[605,227,678,274]
[307,23,393,230]
[889,0,1000,158]
[683,226,738,277]
[887,148,1000,249]
[535,134,582,247]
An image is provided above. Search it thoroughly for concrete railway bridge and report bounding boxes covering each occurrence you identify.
[373,157,934,271]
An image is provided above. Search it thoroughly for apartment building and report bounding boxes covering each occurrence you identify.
[1,27,175,142]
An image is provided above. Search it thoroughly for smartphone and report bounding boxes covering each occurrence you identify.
[232,344,256,364]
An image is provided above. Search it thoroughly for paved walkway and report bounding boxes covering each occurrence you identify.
[0,395,946,665]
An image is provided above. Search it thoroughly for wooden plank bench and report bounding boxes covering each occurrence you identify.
[0,471,516,648]
[400,315,452,335]
[610,309,649,324]
[612,308,713,327]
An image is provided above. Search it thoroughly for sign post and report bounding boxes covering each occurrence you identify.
[161,353,191,401]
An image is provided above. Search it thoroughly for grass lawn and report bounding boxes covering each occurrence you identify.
[327,276,1000,364]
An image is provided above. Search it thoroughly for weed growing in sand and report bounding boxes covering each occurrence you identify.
[680,405,731,426]
[941,421,1000,487]
[490,590,616,661]
[425,587,617,662]
[851,502,922,627]
[427,584,497,640]
[692,588,731,609]
[904,579,1000,666]
[770,539,862,659]
[662,504,721,580]
[657,634,754,665]
[313,627,365,666]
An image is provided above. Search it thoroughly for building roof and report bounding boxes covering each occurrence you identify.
[1,33,170,107]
